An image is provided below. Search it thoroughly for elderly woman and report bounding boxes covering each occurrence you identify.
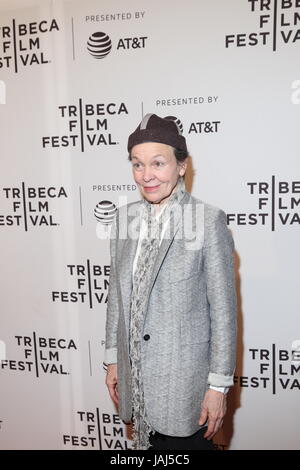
[104,114,237,450]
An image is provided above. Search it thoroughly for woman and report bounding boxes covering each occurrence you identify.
[104,114,237,450]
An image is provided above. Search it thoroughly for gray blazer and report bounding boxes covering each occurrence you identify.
[104,190,237,437]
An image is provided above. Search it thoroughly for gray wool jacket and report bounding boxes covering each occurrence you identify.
[104,191,237,437]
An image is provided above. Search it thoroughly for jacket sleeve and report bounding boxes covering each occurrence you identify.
[203,208,237,387]
[103,209,119,365]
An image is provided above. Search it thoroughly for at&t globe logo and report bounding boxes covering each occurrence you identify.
[87,32,112,59]
[94,200,117,225]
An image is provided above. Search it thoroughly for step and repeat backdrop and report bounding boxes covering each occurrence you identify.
[0,0,299,450]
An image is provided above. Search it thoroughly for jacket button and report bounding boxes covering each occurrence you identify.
[143,334,150,341]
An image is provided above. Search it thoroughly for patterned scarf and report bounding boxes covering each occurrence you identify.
[129,175,187,450]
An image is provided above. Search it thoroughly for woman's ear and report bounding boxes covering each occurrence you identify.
[179,160,188,177]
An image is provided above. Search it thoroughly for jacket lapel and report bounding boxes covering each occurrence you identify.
[118,202,141,322]
[148,191,190,293]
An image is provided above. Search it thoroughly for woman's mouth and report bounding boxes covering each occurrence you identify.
[143,185,160,192]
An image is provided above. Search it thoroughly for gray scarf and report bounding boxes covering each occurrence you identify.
[129,176,187,450]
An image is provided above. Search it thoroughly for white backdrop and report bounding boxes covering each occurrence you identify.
[0,0,299,450]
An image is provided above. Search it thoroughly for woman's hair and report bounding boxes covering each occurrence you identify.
[128,147,189,162]
[173,147,189,162]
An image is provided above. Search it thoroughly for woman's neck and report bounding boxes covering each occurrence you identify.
[153,182,178,215]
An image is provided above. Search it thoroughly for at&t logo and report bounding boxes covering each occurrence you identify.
[86,31,148,59]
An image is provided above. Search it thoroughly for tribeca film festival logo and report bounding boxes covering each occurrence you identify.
[225,0,300,51]
[51,261,110,308]
[235,341,300,392]
[0,333,77,376]
[0,184,67,230]
[42,101,128,152]
[63,410,130,449]
[227,176,300,229]
[0,19,59,73]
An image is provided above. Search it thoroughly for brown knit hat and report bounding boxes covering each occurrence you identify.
[127,113,187,153]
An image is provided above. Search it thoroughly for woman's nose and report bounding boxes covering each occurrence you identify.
[143,165,154,181]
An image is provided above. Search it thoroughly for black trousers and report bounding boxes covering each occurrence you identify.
[148,426,215,450]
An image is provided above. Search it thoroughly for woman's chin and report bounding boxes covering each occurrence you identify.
[142,191,161,202]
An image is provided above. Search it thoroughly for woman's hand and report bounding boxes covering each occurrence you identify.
[105,363,119,407]
[198,389,227,440]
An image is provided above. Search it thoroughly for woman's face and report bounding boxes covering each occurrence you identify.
[130,142,187,205]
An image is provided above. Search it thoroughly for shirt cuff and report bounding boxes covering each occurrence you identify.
[207,372,234,387]
[209,385,229,394]
[104,347,117,364]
